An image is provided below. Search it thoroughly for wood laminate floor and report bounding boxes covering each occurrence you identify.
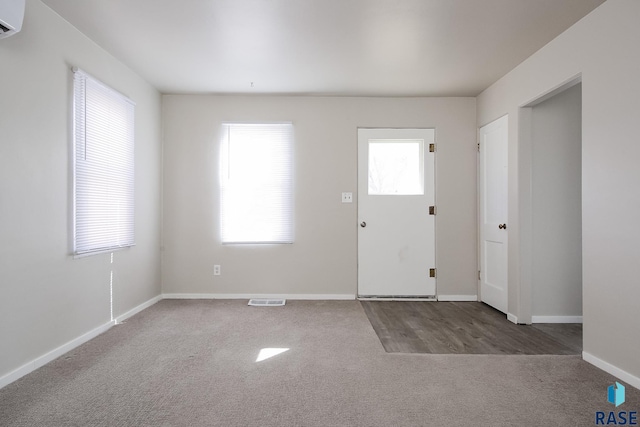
[361,301,582,355]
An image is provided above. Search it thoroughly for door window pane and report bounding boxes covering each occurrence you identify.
[368,140,424,195]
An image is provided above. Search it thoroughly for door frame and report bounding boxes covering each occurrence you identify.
[517,75,583,325]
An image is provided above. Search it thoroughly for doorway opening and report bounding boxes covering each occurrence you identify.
[521,78,583,328]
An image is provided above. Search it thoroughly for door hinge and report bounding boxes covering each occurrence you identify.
[429,143,436,153]
[477,142,480,152]
[429,268,437,278]
[478,270,481,280]
[429,206,436,215]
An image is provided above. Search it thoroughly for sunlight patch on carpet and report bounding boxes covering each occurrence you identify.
[256,348,289,362]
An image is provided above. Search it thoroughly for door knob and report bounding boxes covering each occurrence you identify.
[360,221,367,228]
[498,223,507,230]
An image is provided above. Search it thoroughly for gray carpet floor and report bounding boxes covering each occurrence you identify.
[1,300,638,426]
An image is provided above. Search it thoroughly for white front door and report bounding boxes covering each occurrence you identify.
[357,128,436,297]
[479,116,508,313]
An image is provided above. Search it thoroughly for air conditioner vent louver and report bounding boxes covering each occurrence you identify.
[248,299,286,307]
[0,23,10,34]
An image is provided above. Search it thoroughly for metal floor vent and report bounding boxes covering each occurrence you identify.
[248,298,286,307]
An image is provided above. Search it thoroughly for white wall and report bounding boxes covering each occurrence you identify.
[162,96,477,299]
[0,0,162,382]
[477,0,640,383]
[531,84,582,319]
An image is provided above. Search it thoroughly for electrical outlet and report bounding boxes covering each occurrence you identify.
[214,265,221,276]
[342,192,353,203]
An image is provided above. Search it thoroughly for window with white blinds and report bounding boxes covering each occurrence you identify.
[220,123,294,244]
[73,68,135,255]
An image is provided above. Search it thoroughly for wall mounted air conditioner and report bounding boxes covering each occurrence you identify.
[0,0,25,39]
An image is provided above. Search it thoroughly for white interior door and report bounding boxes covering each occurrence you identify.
[479,116,508,313]
[357,128,435,297]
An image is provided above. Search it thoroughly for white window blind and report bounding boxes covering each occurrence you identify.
[73,68,135,255]
[220,123,294,244]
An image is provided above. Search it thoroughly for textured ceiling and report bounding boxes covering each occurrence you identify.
[42,0,605,96]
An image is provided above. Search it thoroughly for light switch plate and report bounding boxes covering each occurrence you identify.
[342,192,353,203]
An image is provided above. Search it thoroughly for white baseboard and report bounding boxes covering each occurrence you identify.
[583,351,640,391]
[507,313,518,324]
[162,293,356,300]
[532,315,583,324]
[358,297,436,301]
[115,295,162,324]
[437,295,478,302]
[0,320,114,390]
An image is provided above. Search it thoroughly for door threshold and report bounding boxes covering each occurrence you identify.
[358,296,437,301]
